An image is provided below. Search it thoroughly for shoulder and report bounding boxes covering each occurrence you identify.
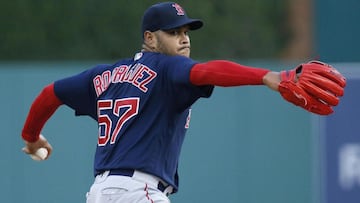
[86,58,133,75]
[142,53,198,70]
[161,54,196,65]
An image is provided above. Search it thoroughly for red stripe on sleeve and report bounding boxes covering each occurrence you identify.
[22,83,63,142]
[190,60,270,86]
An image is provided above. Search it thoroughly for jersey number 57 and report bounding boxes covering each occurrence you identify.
[97,98,139,146]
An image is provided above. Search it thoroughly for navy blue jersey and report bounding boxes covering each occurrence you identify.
[54,52,214,190]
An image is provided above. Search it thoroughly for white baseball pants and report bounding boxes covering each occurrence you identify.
[86,171,171,203]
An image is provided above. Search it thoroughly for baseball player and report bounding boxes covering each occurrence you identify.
[21,2,345,203]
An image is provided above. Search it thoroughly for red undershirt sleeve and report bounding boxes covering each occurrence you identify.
[190,60,270,86]
[22,83,63,142]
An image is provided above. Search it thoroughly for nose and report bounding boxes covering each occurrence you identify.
[180,33,189,44]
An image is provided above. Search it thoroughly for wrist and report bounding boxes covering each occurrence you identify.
[22,131,39,143]
[263,71,280,91]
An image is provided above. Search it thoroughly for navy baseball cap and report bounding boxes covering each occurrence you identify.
[141,2,203,36]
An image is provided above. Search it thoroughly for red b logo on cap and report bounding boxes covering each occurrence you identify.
[172,3,185,16]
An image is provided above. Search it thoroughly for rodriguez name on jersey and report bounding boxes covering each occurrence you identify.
[93,63,157,96]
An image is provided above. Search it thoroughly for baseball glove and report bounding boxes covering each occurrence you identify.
[278,60,346,115]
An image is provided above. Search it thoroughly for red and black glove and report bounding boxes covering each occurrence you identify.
[279,61,346,115]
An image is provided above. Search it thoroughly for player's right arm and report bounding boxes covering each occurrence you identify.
[190,60,280,90]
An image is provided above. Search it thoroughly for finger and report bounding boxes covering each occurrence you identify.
[39,134,47,141]
[42,143,53,158]
[22,147,30,154]
[44,147,52,159]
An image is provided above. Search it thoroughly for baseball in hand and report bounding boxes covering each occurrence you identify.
[30,148,48,161]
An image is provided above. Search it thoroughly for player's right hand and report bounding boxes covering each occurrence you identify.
[22,134,53,160]
[278,61,346,115]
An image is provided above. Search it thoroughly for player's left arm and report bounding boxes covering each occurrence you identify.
[21,83,63,158]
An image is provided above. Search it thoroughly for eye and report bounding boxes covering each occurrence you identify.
[167,30,178,36]
[165,28,189,36]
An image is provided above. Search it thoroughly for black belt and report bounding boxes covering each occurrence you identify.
[108,168,134,176]
[106,169,171,194]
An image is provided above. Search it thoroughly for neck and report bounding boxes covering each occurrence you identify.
[141,43,156,52]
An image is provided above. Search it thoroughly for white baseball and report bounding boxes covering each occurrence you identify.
[30,148,48,161]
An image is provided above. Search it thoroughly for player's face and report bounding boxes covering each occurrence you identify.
[154,26,191,57]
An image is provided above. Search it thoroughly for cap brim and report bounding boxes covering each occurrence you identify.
[162,19,203,31]
[188,19,203,30]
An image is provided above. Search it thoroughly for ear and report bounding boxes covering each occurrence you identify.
[143,31,156,48]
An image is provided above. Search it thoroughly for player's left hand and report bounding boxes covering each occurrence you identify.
[22,134,52,160]
[278,60,346,115]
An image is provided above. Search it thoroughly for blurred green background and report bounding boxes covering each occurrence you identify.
[1,0,359,202]
[1,0,359,61]
[1,0,290,60]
